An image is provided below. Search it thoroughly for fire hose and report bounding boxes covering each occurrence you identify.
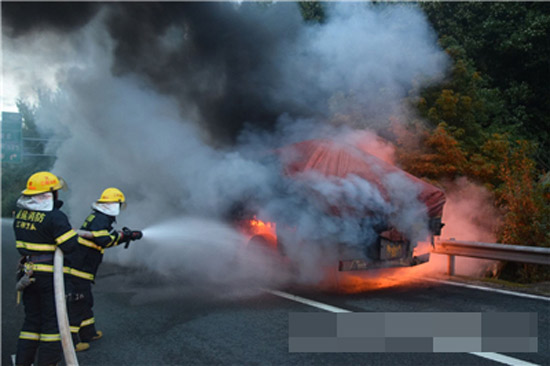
[54,248,79,366]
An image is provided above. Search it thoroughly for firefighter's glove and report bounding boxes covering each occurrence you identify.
[16,272,35,292]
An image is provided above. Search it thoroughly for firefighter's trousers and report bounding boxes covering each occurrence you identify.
[68,279,97,344]
[16,274,62,366]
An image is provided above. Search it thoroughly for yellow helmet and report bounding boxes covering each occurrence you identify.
[97,187,126,203]
[22,171,64,195]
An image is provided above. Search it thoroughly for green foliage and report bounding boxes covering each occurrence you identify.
[396,122,467,181]
[421,2,550,170]
[406,3,550,282]
[298,1,325,23]
[494,141,550,282]
[417,37,503,152]
[395,123,550,271]
[496,140,549,247]
[2,101,55,217]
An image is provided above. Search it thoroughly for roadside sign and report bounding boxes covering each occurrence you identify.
[2,112,23,163]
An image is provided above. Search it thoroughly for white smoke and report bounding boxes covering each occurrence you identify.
[4,3,449,290]
[272,3,447,126]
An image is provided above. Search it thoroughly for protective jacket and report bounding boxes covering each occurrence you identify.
[15,200,77,260]
[74,210,124,277]
[15,203,92,280]
[14,199,79,366]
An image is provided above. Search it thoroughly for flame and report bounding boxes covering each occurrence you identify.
[318,242,438,294]
[237,216,276,242]
[318,268,409,293]
[246,216,277,238]
[238,216,278,251]
[319,266,429,294]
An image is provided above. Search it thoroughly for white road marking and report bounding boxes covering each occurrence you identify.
[11,354,16,366]
[425,278,550,302]
[266,289,541,366]
[471,352,540,366]
[264,289,350,313]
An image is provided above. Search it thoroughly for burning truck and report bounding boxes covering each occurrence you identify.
[237,139,446,274]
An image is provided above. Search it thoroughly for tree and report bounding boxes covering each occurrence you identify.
[407,3,550,283]
[497,140,549,247]
[298,1,325,23]
[421,2,550,170]
[416,36,506,154]
[396,122,467,182]
[494,139,550,282]
[2,101,56,216]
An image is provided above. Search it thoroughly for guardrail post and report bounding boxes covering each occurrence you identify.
[54,248,79,366]
[447,255,455,276]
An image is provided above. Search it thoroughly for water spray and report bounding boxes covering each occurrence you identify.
[135,216,248,253]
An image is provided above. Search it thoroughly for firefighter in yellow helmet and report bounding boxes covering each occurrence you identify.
[13,172,81,366]
[67,187,142,350]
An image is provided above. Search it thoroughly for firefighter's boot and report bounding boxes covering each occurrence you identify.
[75,342,90,352]
[91,330,103,341]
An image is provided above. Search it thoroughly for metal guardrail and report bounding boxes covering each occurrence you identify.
[432,239,550,275]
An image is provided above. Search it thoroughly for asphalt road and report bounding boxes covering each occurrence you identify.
[2,219,549,366]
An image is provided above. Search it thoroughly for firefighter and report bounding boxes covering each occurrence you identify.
[67,187,142,349]
[13,171,81,366]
